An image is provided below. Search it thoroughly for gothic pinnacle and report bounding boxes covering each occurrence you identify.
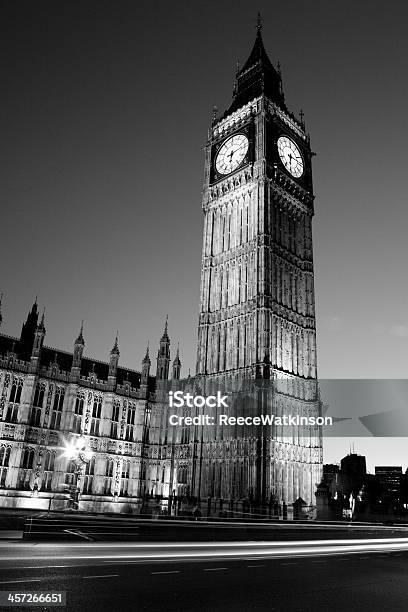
[143,341,151,364]
[111,331,120,355]
[75,321,85,346]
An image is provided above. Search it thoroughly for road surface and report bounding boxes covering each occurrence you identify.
[0,536,408,611]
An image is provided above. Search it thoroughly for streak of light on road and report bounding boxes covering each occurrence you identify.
[1,537,408,565]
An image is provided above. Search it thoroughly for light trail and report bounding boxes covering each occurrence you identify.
[1,538,408,564]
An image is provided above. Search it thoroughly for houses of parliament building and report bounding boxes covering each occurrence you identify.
[0,21,323,515]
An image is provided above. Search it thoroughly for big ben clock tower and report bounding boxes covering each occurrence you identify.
[193,18,323,513]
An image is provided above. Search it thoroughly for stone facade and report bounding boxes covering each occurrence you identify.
[0,303,186,513]
[0,23,323,515]
[193,23,323,508]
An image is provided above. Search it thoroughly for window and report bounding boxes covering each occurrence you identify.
[104,458,114,495]
[33,384,45,408]
[0,446,11,487]
[29,405,41,427]
[9,380,23,404]
[142,408,151,444]
[5,403,18,423]
[120,460,130,496]
[50,387,65,430]
[73,393,84,434]
[21,448,34,469]
[43,451,55,491]
[125,406,135,441]
[90,396,102,436]
[178,466,188,484]
[83,457,95,494]
[65,460,76,486]
[110,401,120,438]
[104,478,112,495]
[106,458,114,477]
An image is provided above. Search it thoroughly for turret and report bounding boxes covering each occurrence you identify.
[30,309,46,370]
[172,343,181,381]
[141,343,151,388]
[20,298,39,360]
[108,332,120,385]
[156,316,170,381]
[71,322,85,377]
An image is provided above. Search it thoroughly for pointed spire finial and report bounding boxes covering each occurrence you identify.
[111,330,120,355]
[75,320,85,345]
[257,11,263,32]
[173,342,181,366]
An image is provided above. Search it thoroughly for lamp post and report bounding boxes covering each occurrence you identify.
[62,436,92,511]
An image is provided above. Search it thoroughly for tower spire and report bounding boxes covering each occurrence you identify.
[172,342,181,381]
[157,316,171,381]
[143,341,151,364]
[75,320,85,346]
[225,16,285,116]
[72,320,85,374]
[111,330,120,355]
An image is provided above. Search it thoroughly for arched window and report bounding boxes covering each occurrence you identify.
[21,448,34,470]
[83,457,95,494]
[120,460,130,496]
[90,396,102,436]
[33,384,45,408]
[50,387,65,430]
[43,451,55,491]
[0,446,11,487]
[125,406,135,441]
[104,458,114,495]
[110,401,120,438]
[73,392,84,434]
[44,451,55,472]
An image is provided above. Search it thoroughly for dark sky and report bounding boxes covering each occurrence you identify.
[1,1,408,467]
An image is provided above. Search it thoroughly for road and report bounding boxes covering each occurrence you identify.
[0,537,408,611]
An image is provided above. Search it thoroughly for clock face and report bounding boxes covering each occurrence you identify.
[215,134,249,175]
[277,135,304,178]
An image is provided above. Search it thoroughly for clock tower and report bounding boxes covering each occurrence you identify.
[194,19,323,512]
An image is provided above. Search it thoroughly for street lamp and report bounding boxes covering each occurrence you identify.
[61,436,92,510]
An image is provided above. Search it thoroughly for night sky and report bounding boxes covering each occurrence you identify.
[1,1,408,469]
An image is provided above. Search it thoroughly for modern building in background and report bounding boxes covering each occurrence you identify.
[375,466,403,501]
[0,20,323,514]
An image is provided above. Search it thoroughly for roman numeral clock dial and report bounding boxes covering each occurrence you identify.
[277,135,304,178]
[215,133,249,175]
